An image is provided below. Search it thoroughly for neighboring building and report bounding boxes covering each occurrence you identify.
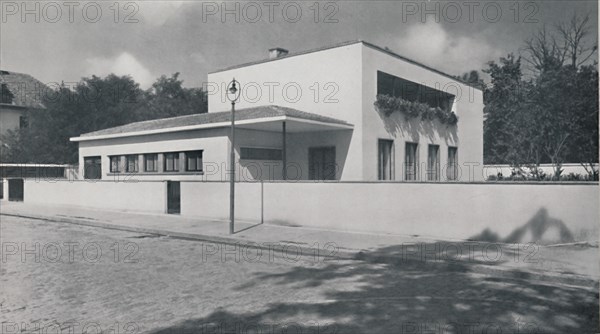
[70,40,484,182]
[0,70,47,141]
[0,70,58,202]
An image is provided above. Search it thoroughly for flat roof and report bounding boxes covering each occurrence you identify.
[71,105,353,142]
[210,40,483,91]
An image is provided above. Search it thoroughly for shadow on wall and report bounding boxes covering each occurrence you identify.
[148,242,599,334]
[470,208,575,245]
[376,107,458,145]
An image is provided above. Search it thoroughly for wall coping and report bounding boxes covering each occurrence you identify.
[22,179,599,186]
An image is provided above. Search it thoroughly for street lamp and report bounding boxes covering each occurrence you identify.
[226,78,240,234]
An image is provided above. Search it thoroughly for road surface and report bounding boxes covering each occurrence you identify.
[1,216,598,333]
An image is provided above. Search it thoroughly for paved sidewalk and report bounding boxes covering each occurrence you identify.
[1,201,598,286]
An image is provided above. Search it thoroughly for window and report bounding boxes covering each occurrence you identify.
[164,153,179,172]
[19,116,28,129]
[240,147,283,161]
[109,156,121,173]
[308,147,336,180]
[84,156,101,180]
[377,71,454,111]
[144,154,158,172]
[378,139,394,180]
[1,83,13,104]
[447,147,458,181]
[185,151,203,171]
[0,180,3,199]
[126,155,139,173]
[427,145,440,181]
[405,143,418,181]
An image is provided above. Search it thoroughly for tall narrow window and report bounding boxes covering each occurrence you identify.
[447,147,458,181]
[427,145,440,181]
[185,151,203,172]
[144,154,158,172]
[164,152,180,172]
[405,143,418,181]
[109,156,121,173]
[378,139,394,180]
[126,155,138,173]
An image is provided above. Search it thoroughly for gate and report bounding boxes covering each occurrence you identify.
[8,179,24,201]
[167,181,181,214]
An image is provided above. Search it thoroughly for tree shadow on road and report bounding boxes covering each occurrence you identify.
[149,243,599,334]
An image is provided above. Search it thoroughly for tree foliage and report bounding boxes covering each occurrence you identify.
[484,14,598,179]
[1,73,207,164]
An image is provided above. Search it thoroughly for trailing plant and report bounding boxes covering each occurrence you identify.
[374,94,458,125]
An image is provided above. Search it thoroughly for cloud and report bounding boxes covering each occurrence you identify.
[85,52,155,88]
[392,22,502,75]
[135,1,186,26]
[190,52,208,65]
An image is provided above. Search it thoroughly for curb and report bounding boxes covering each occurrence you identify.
[1,212,597,288]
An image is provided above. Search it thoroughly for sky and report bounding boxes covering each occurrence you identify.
[1,0,598,89]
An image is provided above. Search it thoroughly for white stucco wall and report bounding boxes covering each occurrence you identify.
[77,128,230,181]
[208,42,484,181]
[19,179,598,243]
[24,180,167,213]
[208,43,365,180]
[361,45,484,181]
[178,181,598,243]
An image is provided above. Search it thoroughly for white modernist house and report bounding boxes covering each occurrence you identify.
[71,40,484,183]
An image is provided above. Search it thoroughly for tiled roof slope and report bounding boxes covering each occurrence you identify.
[0,70,48,109]
[80,105,351,137]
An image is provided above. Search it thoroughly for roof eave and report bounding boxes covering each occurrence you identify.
[71,115,352,142]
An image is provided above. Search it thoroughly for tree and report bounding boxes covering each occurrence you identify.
[483,55,531,166]
[557,14,598,68]
[528,66,579,179]
[483,13,598,179]
[140,72,208,120]
[523,26,565,74]
[456,70,485,89]
[569,65,599,179]
[1,73,208,164]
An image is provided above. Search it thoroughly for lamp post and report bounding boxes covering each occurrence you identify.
[226,78,240,234]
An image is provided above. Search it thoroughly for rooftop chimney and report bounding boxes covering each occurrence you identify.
[269,47,289,59]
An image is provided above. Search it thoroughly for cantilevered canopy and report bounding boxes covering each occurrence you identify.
[71,105,353,142]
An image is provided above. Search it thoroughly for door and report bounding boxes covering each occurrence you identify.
[378,139,394,180]
[8,179,24,201]
[167,181,181,214]
[308,147,336,180]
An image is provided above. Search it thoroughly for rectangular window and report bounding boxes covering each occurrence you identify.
[378,139,394,180]
[447,147,458,181]
[109,156,121,173]
[240,147,283,161]
[405,143,418,181]
[126,155,139,173]
[164,152,180,172]
[83,156,101,180]
[185,151,203,172]
[144,154,158,172]
[19,116,28,129]
[377,71,454,111]
[427,145,440,181]
[0,180,4,199]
